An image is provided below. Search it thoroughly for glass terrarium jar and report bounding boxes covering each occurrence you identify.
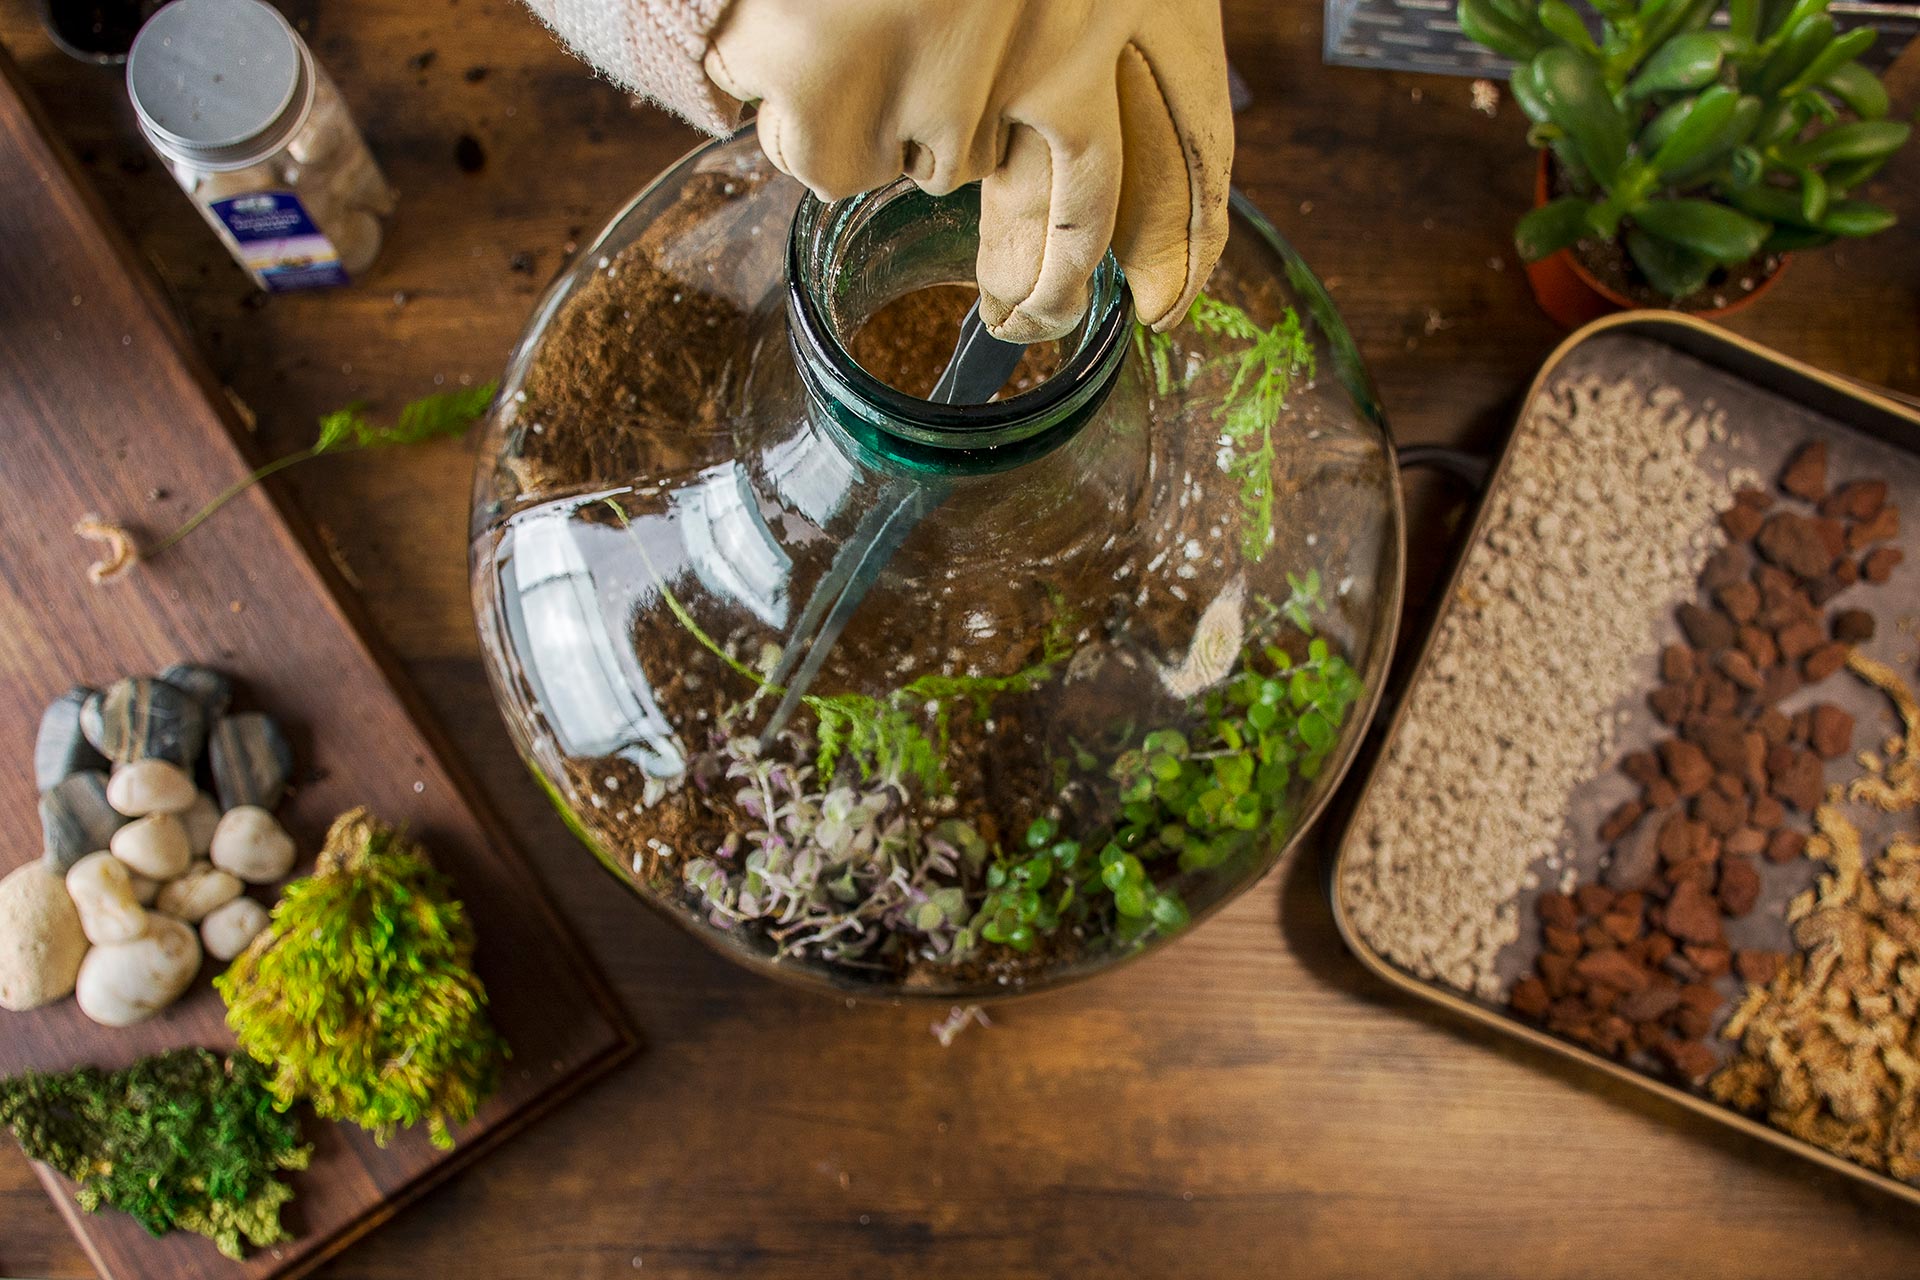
[471,130,1403,998]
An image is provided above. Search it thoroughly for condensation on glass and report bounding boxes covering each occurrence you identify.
[471,132,1405,999]
[127,0,392,290]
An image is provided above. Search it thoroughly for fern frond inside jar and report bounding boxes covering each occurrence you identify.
[469,131,1404,997]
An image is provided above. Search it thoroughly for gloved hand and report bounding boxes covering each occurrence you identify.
[527,0,1233,344]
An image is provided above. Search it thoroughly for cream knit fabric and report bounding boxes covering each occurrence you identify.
[524,0,741,133]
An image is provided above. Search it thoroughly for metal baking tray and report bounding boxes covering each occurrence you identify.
[1326,311,1920,1206]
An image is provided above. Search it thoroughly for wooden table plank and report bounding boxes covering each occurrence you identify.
[0,39,632,1280]
[0,1,1916,1277]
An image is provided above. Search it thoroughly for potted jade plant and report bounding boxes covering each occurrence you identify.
[1459,0,1913,326]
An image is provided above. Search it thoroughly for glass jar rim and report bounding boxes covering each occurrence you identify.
[785,179,1130,458]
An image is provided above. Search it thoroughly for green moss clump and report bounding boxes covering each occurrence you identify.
[0,1048,310,1260]
[216,808,507,1150]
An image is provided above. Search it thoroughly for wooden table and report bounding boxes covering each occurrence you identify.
[2,3,1917,1276]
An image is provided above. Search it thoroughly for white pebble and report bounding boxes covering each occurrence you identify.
[210,806,296,883]
[74,914,200,1026]
[66,851,148,945]
[181,791,221,857]
[0,864,86,1011]
[155,863,243,923]
[110,813,191,879]
[201,896,270,961]
[106,759,197,816]
[127,870,161,906]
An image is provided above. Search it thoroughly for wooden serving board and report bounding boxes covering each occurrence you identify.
[0,46,634,1280]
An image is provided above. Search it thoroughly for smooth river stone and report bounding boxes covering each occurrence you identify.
[158,663,232,720]
[209,712,293,811]
[40,770,127,873]
[81,676,206,768]
[33,686,109,791]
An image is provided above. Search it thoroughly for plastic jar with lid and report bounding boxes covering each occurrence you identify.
[126,0,393,289]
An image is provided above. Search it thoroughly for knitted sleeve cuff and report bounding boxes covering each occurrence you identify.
[525,0,745,135]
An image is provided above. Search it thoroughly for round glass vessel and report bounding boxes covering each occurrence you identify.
[472,130,1403,998]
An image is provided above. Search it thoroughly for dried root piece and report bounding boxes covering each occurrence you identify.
[1710,803,1920,1179]
[73,516,138,584]
[1847,652,1920,811]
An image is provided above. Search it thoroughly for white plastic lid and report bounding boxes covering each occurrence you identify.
[126,0,312,169]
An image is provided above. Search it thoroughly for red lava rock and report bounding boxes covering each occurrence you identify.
[1691,716,1754,773]
[1832,609,1875,643]
[1803,641,1851,681]
[1711,770,1744,800]
[1617,984,1682,1022]
[1776,619,1823,662]
[1756,512,1836,579]
[1649,684,1690,724]
[1656,814,1695,863]
[1664,880,1724,945]
[1759,666,1803,705]
[1812,517,1848,560]
[1545,925,1582,956]
[1575,884,1616,917]
[1699,545,1751,592]
[1660,739,1713,796]
[1717,856,1762,917]
[1755,708,1791,748]
[1848,505,1900,551]
[1538,952,1575,997]
[1750,795,1785,829]
[1683,943,1733,978]
[1780,441,1827,500]
[1717,649,1762,690]
[1606,819,1662,893]
[1735,950,1785,985]
[1600,911,1642,945]
[1809,704,1855,760]
[1772,750,1825,812]
[1720,505,1764,540]
[1821,480,1886,522]
[1863,546,1903,583]
[1807,573,1849,606]
[1677,602,1736,652]
[1620,751,1662,786]
[1598,801,1644,842]
[1576,948,1651,993]
[1724,828,1766,857]
[1835,556,1860,588]
[1765,829,1807,863]
[1537,891,1578,930]
[1664,855,1718,892]
[1662,1038,1720,1082]
[1510,977,1550,1018]
[1644,779,1679,809]
[1737,626,1778,670]
[1660,644,1697,682]
[1694,787,1747,836]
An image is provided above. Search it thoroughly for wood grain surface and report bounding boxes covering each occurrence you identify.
[0,1,1917,1277]
[0,39,632,1280]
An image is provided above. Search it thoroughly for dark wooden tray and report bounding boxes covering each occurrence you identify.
[0,45,635,1280]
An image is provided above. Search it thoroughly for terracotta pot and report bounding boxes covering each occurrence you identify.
[1522,153,1786,328]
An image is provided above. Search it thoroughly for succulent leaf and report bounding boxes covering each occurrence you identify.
[1632,197,1770,262]
[1516,197,1596,260]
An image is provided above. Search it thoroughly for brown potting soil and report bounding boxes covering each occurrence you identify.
[501,169,759,497]
[846,283,1063,398]
[1546,159,1782,313]
[1573,235,1783,314]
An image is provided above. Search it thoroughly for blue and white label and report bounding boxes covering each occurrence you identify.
[209,191,350,291]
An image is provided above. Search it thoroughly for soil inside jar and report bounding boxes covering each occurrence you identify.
[846,284,1063,397]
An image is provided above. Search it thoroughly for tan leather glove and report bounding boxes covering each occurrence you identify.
[704,0,1233,343]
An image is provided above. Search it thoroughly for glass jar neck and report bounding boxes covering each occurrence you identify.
[785,180,1128,476]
